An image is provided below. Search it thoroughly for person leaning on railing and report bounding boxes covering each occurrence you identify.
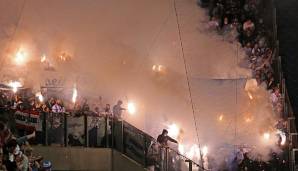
[157,129,178,147]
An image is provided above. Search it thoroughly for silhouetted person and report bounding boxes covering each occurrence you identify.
[112,100,125,120]
[157,129,178,147]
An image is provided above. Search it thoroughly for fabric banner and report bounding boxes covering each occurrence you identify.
[15,110,41,131]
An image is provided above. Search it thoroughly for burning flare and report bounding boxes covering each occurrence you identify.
[167,123,180,139]
[14,50,27,65]
[218,114,224,121]
[202,145,208,157]
[72,85,78,104]
[247,91,253,100]
[8,81,22,93]
[277,130,286,145]
[263,132,270,141]
[127,102,136,115]
[35,92,44,102]
[41,54,46,63]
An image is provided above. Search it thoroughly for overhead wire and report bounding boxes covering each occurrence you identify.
[172,0,206,169]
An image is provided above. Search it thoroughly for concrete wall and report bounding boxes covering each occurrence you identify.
[33,146,147,171]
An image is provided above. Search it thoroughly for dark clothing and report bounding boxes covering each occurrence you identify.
[157,134,177,146]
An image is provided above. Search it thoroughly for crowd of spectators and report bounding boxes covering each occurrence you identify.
[205,0,283,116]
[202,0,287,170]
[0,120,52,171]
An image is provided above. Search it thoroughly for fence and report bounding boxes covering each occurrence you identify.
[29,112,204,171]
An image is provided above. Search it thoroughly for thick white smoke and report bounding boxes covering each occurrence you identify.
[0,0,282,169]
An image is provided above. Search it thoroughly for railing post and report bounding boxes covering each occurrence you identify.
[105,116,109,148]
[121,120,124,153]
[84,114,88,147]
[165,147,169,171]
[185,159,192,171]
[64,113,68,147]
[144,136,147,167]
[43,111,48,146]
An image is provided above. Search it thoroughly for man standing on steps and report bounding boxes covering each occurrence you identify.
[157,129,178,147]
[156,129,178,171]
[112,100,125,120]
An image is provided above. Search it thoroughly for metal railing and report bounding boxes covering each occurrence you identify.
[32,111,205,171]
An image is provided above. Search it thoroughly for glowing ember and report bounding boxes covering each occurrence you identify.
[152,64,164,72]
[14,50,27,65]
[158,65,163,71]
[127,102,136,115]
[35,92,43,102]
[72,85,78,104]
[263,132,270,141]
[167,123,180,139]
[245,116,253,123]
[218,114,224,121]
[152,65,157,71]
[8,81,22,93]
[247,92,253,100]
[202,145,208,157]
[41,54,46,63]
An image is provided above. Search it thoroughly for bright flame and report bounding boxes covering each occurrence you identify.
[35,92,43,102]
[152,65,157,71]
[167,123,180,139]
[263,132,270,141]
[218,114,224,121]
[127,102,136,115]
[8,81,22,93]
[277,130,286,145]
[158,65,163,71]
[178,144,185,155]
[72,85,78,104]
[245,116,253,123]
[186,144,200,160]
[152,64,164,72]
[14,50,27,65]
[202,146,208,157]
[41,54,46,63]
[247,92,253,100]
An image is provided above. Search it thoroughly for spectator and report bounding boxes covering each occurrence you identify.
[157,129,178,147]
[112,100,125,120]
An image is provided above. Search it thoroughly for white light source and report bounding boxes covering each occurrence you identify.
[41,54,46,63]
[178,144,185,155]
[263,132,270,141]
[277,130,286,145]
[8,81,22,93]
[72,85,78,104]
[202,146,208,157]
[35,92,43,102]
[127,102,136,115]
[167,123,180,139]
[14,50,27,65]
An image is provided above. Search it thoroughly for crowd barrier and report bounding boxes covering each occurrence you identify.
[21,111,205,171]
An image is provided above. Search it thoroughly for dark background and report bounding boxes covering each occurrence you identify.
[276,0,298,121]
